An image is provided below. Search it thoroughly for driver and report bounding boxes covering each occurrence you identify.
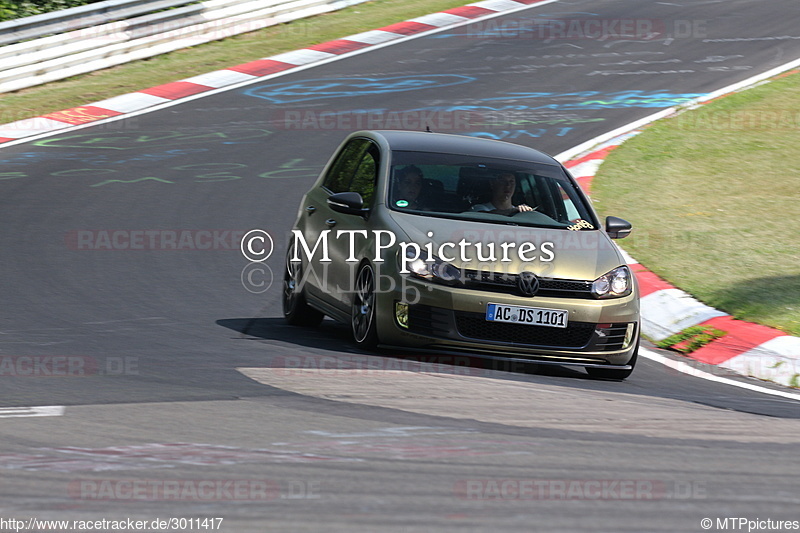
[471,172,534,215]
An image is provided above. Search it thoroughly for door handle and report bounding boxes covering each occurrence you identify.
[326,219,337,227]
[305,205,316,213]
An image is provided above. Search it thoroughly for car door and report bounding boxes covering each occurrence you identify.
[325,139,380,312]
[300,137,380,315]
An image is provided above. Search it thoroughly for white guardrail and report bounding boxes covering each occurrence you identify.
[0,0,369,94]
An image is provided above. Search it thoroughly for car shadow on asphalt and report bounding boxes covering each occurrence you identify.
[217,317,800,418]
[217,317,596,383]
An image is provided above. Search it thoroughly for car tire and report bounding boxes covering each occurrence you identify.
[586,338,639,381]
[351,262,379,349]
[282,245,324,327]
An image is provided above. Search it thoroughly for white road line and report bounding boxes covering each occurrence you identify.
[0,406,65,418]
[640,349,800,401]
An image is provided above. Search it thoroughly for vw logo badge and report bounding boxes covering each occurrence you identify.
[517,271,539,297]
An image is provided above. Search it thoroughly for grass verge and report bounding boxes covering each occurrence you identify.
[0,0,468,122]
[592,71,800,336]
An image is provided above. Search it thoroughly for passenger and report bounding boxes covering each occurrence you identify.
[471,172,534,215]
[394,165,424,210]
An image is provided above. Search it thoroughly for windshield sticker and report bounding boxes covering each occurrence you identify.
[567,220,595,231]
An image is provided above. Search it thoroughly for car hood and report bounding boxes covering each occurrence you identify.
[387,211,625,281]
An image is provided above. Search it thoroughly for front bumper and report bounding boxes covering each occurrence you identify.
[375,276,639,367]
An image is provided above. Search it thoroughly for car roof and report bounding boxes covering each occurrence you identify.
[364,130,559,165]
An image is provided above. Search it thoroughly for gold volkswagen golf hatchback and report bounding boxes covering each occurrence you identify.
[283,130,639,379]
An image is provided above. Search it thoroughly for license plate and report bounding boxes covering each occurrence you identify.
[486,303,568,328]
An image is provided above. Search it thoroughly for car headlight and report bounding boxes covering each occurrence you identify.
[592,266,632,299]
[403,249,462,286]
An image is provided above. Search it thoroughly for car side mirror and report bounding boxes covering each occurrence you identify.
[328,192,369,216]
[605,216,632,239]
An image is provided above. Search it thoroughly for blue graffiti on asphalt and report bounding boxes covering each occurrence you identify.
[463,128,575,140]
[306,92,704,117]
[0,149,209,166]
[243,75,476,104]
[31,130,272,150]
[0,152,60,165]
[479,90,705,108]
[412,91,705,112]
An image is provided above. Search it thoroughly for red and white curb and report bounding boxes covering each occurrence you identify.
[0,0,555,145]
[558,67,800,389]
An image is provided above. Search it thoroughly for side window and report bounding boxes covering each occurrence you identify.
[518,175,541,209]
[322,138,380,206]
[555,182,581,222]
[350,146,379,207]
[323,139,369,193]
[521,174,558,221]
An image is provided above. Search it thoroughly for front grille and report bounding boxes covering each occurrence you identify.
[461,269,593,299]
[408,305,453,337]
[407,305,635,353]
[455,311,595,348]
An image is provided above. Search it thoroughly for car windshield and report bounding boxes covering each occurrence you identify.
[388,150,597,230]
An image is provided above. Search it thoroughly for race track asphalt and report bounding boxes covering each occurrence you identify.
[1,0,799,530]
